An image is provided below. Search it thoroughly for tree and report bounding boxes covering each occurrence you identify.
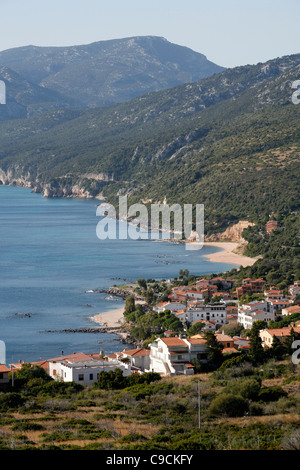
[124,295,135,315]
[187,322,205,336]
[270,335,287,359]
[11,364,52,390]
[249,321,266,365]
[137,278,147,290]
[203,331,224,369]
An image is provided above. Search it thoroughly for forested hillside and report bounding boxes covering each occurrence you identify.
[0,53,299,241]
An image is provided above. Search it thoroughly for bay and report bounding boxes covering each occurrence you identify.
[0,185,235,363]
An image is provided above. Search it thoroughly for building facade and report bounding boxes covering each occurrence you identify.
[149,337,208,376]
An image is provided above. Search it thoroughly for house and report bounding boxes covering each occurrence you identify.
[226,305,238,317]
[215,333,235,349]
[171,288,204,302]
[195,279,210,289]
[238,300,275,329]
[201,320,218,331]
[236,278,266,298]
[149,336,208,376]
[0,364,10,391]
[179,303,227,326]
[153,301,186,313]
[10,360,49,372]
[212,292,232,302]
[48,352,131,384]
[265,220,278,235]
[268,299,292,313]
[264,288,286,302]
[109,348,150,373]
[282,305,300,317]
[232,336,251,351]
[209,278,236,290]
[289,281,300,297]
[260,326,300,348]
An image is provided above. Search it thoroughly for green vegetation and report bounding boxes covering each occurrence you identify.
[0,359,299,450]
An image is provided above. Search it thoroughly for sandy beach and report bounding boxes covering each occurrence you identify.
[202,242,260,268]
[90,243,257,329]
[91,306,126,328]
[91,300,146,329]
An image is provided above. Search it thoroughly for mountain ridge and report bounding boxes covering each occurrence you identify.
[0,52,299,238]
[0,36,225,111]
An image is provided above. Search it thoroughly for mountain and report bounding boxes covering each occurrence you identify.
[0,53,299,239]
[0,36,225,109]
[0,66,81,121]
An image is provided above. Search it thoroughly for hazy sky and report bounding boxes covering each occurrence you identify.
[1,0,300,68]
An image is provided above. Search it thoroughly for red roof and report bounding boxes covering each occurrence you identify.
[161,337,186,347]
[122,348,150,357]
[187,338,207,345]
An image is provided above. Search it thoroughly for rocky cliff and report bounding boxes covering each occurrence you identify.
[205,220,255,243]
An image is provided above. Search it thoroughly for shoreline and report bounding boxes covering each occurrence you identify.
[202,241,260,268]
[91,306,126,330]
[89,243,257,330]
[90,300,147,340]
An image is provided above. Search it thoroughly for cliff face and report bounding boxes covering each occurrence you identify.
[0,168,105,199]
[205,220,255,243]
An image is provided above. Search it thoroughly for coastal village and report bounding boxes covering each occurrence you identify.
[1,272,299,390]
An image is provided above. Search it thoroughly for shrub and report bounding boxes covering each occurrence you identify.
[41,381,83,396]
[208,393,249,418]
[257,386,287,402]
[0,393,25,411]
[12,421,45,431]
[248,403,264,416]
[224,377,261,400]
[118,432,148,443]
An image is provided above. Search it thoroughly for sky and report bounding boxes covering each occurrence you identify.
[1,0,300,68]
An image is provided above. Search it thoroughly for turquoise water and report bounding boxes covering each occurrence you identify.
[0,186,235,363]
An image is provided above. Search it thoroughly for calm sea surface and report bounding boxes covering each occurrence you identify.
[0,186,235,363]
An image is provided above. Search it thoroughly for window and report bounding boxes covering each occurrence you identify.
[0,373,3,380]
[78,374,84,381]
[89,373,93,380]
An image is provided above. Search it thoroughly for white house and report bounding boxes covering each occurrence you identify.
[153,301,186,313]
[108,348,150,373]
[289,281,300,296]
[48,352,131,384]
[238,300,275,329]
[149,336,208,376]
[281,305,300,317]
[174,303,227,326]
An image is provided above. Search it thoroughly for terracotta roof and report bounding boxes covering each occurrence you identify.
[0,364,10,373]
[122,348,150,357]
[48,352,94,363]
[9,360,49,370]
[283,306,300,313]
[161,337,186,347]
[187,338,207,345]
[215,333,233,342]
[222,347,238,354]
[263,327,300,337]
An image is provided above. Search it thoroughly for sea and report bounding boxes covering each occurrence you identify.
[0,185,236,364]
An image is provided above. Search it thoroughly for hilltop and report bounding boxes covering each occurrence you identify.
[0,36,224,116]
